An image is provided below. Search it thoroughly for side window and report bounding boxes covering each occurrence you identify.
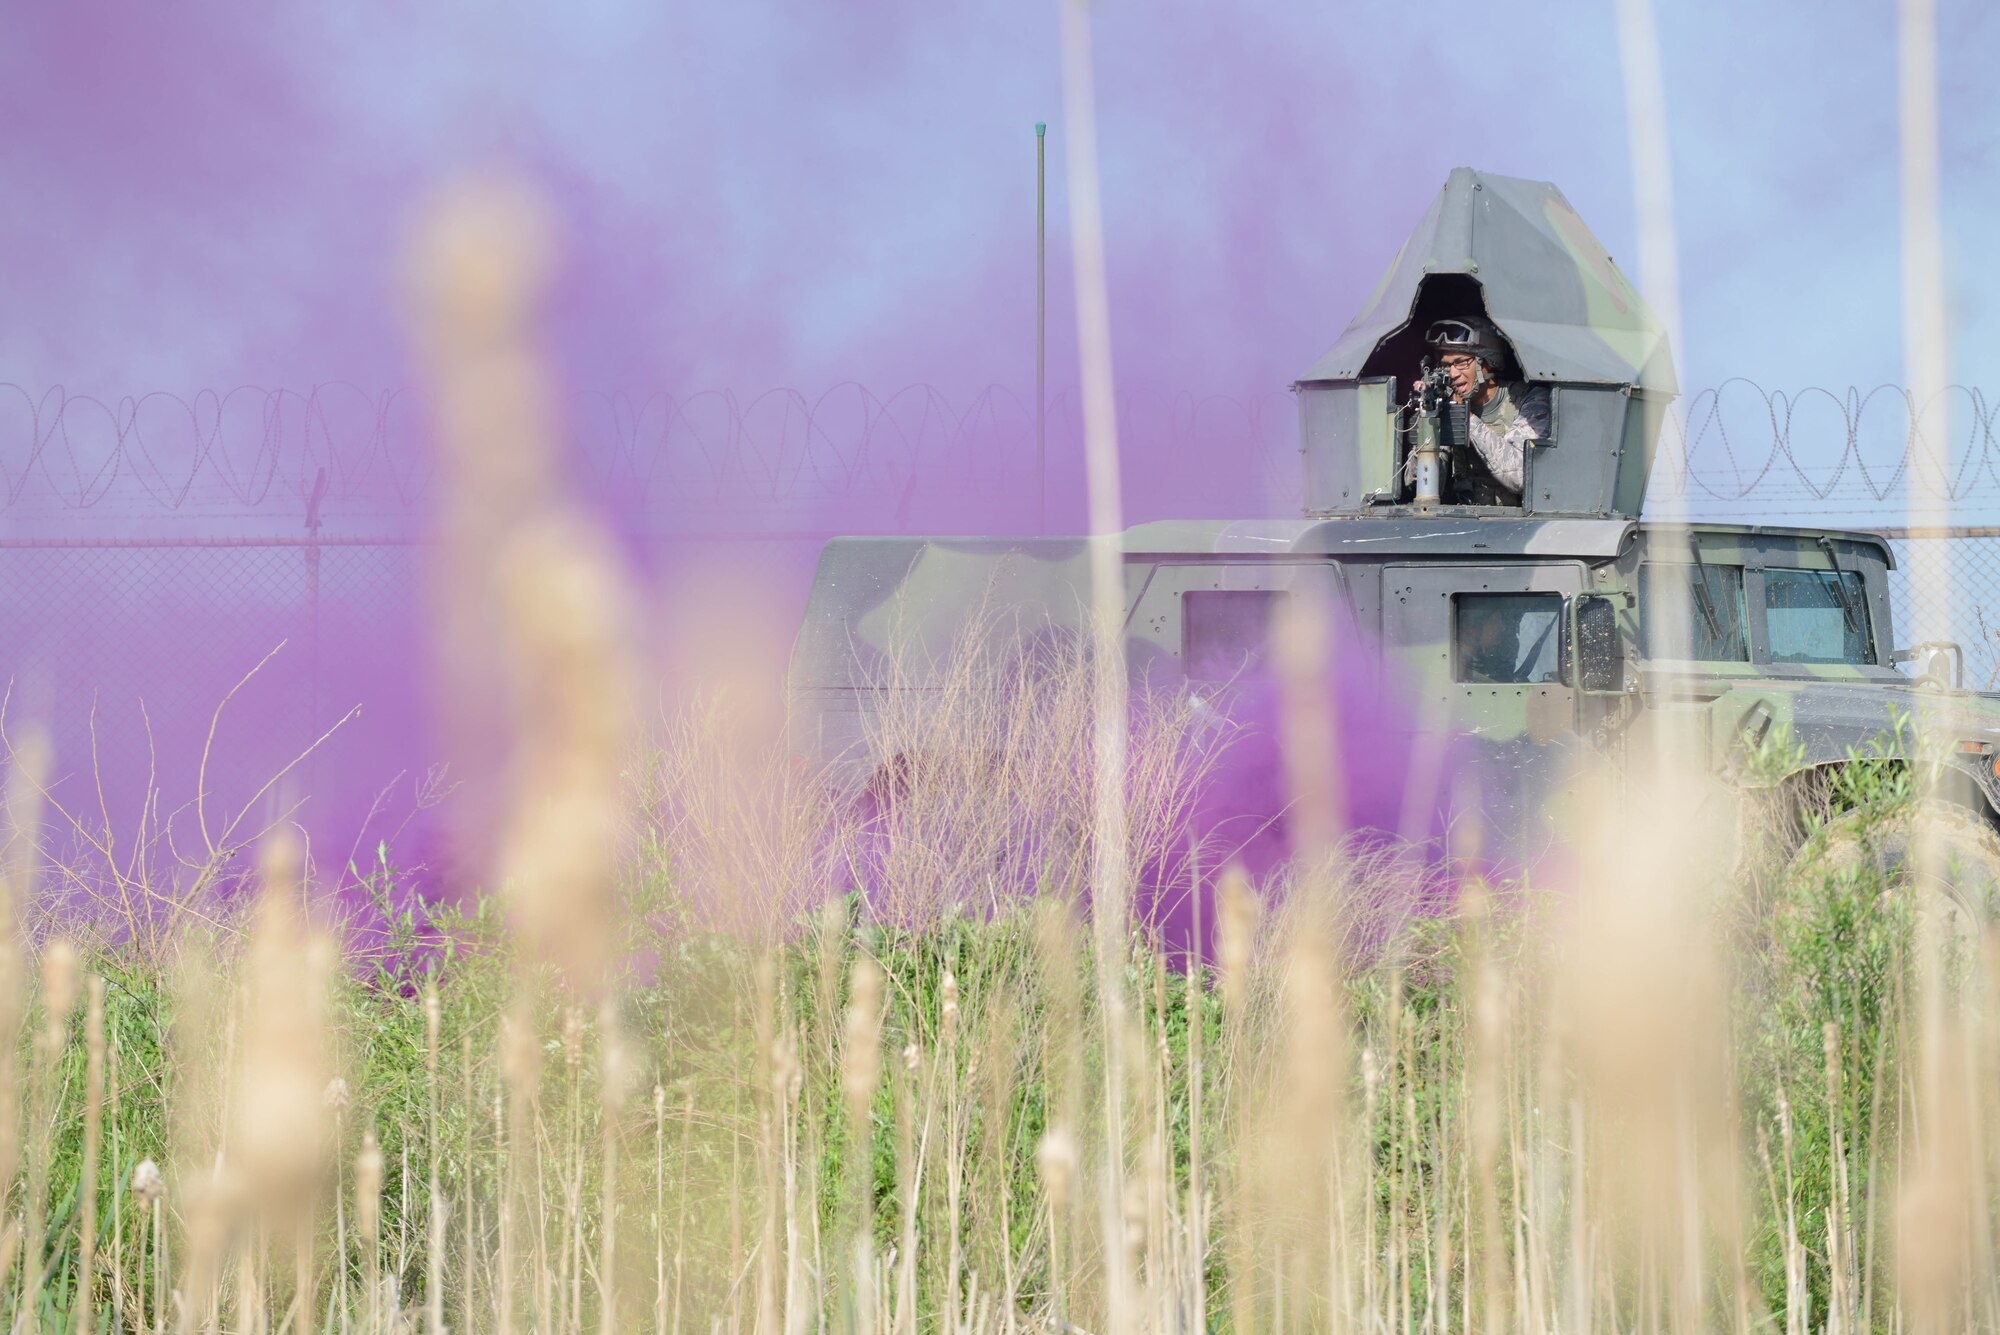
[1182,590,1289,682]
[1765,568,1874,665]
[1639,563,1749,661]
[1453,592,1562,684]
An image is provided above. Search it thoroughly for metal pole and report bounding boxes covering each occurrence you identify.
[303,466,327,795]
[1036,120,1047,533]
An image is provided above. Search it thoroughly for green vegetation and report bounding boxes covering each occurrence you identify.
[7,724,2000,1333]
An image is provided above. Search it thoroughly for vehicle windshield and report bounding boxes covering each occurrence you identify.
[1639,563,1749,662]
[1764,568,1874,665]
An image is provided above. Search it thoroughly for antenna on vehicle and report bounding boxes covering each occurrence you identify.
[1036,120,1048,534]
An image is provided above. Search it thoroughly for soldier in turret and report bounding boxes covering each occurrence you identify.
[1426,317,1551,506]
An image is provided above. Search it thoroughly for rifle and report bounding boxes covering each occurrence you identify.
[1405,359,1468,507]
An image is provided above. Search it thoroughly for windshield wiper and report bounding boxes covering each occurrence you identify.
[1688,540,1734,650]
[1815,536,1863,634]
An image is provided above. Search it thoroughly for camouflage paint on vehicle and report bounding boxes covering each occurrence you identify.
[789,167,2000,870]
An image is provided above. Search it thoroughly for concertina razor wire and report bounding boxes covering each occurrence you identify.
[8,381,2000,768]
[9,379,2000,517]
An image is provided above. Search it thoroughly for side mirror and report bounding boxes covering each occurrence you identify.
[1891,640,1964,691]
[1563,594,1625,694]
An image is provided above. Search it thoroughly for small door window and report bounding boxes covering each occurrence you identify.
[1182,590,1289,681]
[1453,592,1563,684]
[1764,568,1874,665]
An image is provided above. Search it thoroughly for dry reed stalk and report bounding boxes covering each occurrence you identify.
[324,1079,351,1335]
[217,833,338,1335]
[843,956,884,1335]
[976,996,1020,1332]
[1896,900,1980,1332]
[754,957,781,1335]
[411,172,665,1335]
[1460,876,1509,1330]
[411,181,637,995]
[1030,894,1080,1264]
[26,939,81,1323]
[1557,754,1743,1332]
[1212,866,1256,1335]
[891,1039,921,1335]
[423,981,444,1335]
[600,996,632,1335]
[357,1131,384,1335]
[1129,957,1174,1335]
[653,1083,667,1335]
[497,1001,543,1335]
[1215,869,1256,1031]
[130,1159,164,1335]
[0,730,48,1311]
[1182,937,1206,1335]
[1053,2,1138,1323]
[74,974,106,1335]
[670,1081,694,1335]
[109,1020,124,1334]
[1898,0,1949,621]
[461,1033,477,1335]
[940,968,964,1326]
[774,1019,807,1335]
[1253,892,1345,1322]
[815,897,849,1056]
[562,1006,584,1335]
[411,176,644,1335]
[1033,1126,1077,1327]
[172,953,230,1335]
[239,835,335,1186]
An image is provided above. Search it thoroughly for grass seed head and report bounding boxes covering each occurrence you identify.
[323,1077,350,1112]
[41,939,80,1026]
[130,1158,163,1204]
[357,1131,385,1245]
[501,1005,543,1098]
[1217,865,1259,1019]
[842,957,884,1121]
[492,518,634,988]
[232,844,335,1217]
[1036,1128,1077,1212]
[771,1034,800,1109]
[407,178,554,364]
[600,1006,632,1113]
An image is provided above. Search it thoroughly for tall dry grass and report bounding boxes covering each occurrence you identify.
[7,173,2000,1335]
[5,594,2000,1333]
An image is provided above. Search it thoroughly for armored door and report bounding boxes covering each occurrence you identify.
[1381,562,1585,864]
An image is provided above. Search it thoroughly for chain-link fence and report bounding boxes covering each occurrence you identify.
[0,536,427,852]
[1872,530,2000,688]
[10,381,2000,847]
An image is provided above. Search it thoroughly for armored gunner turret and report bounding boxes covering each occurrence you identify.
[1294,167,1677,518]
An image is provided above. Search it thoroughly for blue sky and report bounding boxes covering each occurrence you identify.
[4,0,1998,487]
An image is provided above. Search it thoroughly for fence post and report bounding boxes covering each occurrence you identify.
[304,470,328,782]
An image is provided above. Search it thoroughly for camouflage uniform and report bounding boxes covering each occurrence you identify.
[1457,382,1552,505]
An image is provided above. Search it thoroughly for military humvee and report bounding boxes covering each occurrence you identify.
[790,168,2000,877]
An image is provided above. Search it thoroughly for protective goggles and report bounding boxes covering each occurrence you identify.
[1427,319,1482,349]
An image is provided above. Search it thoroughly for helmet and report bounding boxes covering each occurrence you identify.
[1425,317,1509,367]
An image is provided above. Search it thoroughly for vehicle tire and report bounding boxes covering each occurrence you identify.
[1783,800,2000,949]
